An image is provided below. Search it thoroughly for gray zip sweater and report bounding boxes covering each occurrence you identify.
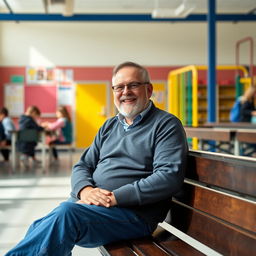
[70,103,188,229]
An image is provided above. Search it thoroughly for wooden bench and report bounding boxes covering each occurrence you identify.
[204,122,256,129]
[185,127,236,154]
[99,150,256,256]
[185,126,256,156]
[234,129,256,156]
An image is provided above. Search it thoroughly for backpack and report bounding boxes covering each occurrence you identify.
[230,97,242,122]
[61,120,73,144]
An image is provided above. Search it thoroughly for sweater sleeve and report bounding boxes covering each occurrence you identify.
[48,118,65,130]
[70,127,102,200]
[113,117,188,206]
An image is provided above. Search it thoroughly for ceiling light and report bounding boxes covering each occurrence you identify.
[152,8,176,19]
[47,0,74,16]
[63,0,74,17]
[152,0,195,19]
[174,2,195,17]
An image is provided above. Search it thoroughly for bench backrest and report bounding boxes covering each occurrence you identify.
[185,127,235,141]
[171,150,256,256]
[236,129,256,143]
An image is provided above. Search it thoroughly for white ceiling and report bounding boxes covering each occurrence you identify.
[0,0,255,15]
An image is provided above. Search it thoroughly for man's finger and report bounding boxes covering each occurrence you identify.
[88,196,111,207]
[99,189,112,196]
[89,191,111,203]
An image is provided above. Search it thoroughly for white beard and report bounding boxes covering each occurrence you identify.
[118,103,141,119]
[115,86,150,121]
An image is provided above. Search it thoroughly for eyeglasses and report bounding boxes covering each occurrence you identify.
[112,82,148,93]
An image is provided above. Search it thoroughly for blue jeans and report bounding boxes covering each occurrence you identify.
[5,201,152,256]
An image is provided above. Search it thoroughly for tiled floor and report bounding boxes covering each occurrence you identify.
[0,151,101,256]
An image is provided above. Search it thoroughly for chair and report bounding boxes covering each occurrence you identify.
[48,143,74,168]
[16,129,41,169]
[17,129,40,142]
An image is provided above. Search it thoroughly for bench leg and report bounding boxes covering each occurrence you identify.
[234,139,239,155]
[198,140,203,150]
[42,144,47,172]
[11,133,17,172]
[48,147,53,166]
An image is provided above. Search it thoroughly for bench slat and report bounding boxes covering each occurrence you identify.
[159,239,205,256]
[185,128,233,141]
[153,227,206,256]
[130,237,172,256]
[187,153,256,197]
[99,242,136,256]
[171,203,256,256]
[180,183,256,233]
[236,130,256,143]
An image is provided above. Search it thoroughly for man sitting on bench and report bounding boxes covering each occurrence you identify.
[5,62,188,256]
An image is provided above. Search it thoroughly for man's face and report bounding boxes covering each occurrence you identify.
[112,67,153,123]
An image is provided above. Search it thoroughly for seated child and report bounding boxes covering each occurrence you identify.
[42,106,72,161]
[18,106,44,168]
[0,107,15,162]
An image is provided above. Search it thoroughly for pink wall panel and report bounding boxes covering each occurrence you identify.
[147,66,180,80]
[58,66,113,81]
[25,85,57,114]
[58,66,180,81]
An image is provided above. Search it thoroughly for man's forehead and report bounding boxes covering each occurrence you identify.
[113,67,141,82]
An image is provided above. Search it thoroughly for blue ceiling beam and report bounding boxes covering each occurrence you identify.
[0,13,255,22]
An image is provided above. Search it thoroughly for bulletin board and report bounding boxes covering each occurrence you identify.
[4,83,24,116]
[25,85,57,116]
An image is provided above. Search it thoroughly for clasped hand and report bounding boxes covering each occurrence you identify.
[77,187,117,207]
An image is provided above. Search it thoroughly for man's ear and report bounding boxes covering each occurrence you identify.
[147,83,153,98]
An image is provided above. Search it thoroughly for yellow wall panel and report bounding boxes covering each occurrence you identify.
[151,82,167,110]
[76,83,107,148]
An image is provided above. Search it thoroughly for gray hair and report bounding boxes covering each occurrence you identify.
[112,61,151,83]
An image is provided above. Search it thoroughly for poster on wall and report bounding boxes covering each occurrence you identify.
[55,69,73,84]
[57,86,73,106]
[26,67,55,84]
[26,67,73,85]
[4,83,24,116]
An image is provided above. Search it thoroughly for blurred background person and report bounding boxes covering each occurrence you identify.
[239,86,256,123]
[42,106,73,162]
[0,107,15,163]
[18,105,44,169]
